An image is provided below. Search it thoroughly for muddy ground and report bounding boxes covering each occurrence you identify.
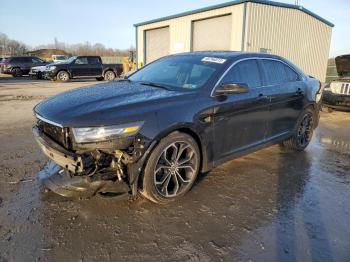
[0,76,349,262]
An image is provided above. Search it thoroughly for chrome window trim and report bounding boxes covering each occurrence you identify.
[35,114,63,128]
[210,57,303,97]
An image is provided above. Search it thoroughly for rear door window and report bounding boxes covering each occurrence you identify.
[23,57,32,63]
[284,64,300,81]
[75,57,89,65]
[88,57,100,65]
[262,60,299,85]
[221,59,262,88]
[11,57,24,63]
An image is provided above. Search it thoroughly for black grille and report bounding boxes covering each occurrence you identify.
[37,120,66,147]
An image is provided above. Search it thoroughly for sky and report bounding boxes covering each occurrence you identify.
[0,0,349,57]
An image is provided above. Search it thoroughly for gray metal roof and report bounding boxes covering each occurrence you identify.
[134,0,334,27]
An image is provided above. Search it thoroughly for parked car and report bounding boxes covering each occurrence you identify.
[33,52,322,203]
[44,55,123,82]
[323,55,350,111]
[0,56,48,77]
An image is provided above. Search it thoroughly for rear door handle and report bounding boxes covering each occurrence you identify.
[295,88,304,96]
[256,94,269,101]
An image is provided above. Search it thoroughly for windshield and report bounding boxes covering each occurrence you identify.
[129,55,226,89]
[65,56,77,63]
[54,55,67,61]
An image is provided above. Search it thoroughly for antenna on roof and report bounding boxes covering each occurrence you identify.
[295,0,299,5]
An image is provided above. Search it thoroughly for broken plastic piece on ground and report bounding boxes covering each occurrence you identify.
[37,160,131,199]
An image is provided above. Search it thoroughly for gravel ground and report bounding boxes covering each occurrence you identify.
[0,76,349,261]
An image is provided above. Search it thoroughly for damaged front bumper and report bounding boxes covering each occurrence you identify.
[33,126,85,173]
[33,125,156,199]
[37,161,130,199]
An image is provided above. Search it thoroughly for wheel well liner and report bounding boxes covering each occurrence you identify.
[304,103,319,128]
[153,126,208,173]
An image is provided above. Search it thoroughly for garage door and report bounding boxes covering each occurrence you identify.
[145,27,170,63]
[192,15,232,51]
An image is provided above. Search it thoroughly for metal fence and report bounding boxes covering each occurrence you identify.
[101,56,126,64]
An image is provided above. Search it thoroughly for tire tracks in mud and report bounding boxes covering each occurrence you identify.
[0,94,46,102]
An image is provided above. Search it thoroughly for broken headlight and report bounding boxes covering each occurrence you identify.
[72,121,144,143]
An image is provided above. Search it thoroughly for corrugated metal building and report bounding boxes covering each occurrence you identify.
[134,0,333,81]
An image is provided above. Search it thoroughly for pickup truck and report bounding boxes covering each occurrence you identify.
[44,56,123,82]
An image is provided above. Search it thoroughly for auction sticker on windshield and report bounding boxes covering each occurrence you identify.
[201,57,227,64]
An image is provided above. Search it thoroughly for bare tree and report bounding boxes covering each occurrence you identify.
[36,40,131,56]
[0,33,28,55]
[0,32,132,57]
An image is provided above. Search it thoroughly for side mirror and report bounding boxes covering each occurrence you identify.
[214,83,249,95]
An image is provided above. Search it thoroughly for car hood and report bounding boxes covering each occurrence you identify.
[335,55,350,76]
[34,81,193,127]
[32,65,46,70]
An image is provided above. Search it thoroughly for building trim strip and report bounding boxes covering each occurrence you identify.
[133,0,334,28]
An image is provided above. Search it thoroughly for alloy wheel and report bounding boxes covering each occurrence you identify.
[153,142,198,198]
[297,112,313,147]
[58,72,68,81]
[105,71,115,81]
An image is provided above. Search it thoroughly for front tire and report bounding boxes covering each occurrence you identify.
[141,132,200,204]
[56,71,70,82]
[104,70,116,81]
[280,108,315,151]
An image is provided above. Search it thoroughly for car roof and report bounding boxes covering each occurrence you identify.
[170,51,285,60]
[7,56,37,58]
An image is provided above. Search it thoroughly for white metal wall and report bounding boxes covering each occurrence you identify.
[136,2,332,81]
[136,4,244,66]
[244,2,332,82]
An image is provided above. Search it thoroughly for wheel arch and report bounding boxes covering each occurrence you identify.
[134,123,211,194]
[103,68,115,76]
[150,124,210,174]
[304,103,319,128]
[56,69,71,78]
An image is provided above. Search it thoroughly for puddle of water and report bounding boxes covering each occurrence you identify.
[318,135,350,154]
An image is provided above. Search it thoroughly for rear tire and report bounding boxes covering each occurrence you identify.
[12,68,22,77]
[104,70,116,81]
[56,71,69,82]
[280,108,315,151]
[140,132,200,204]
